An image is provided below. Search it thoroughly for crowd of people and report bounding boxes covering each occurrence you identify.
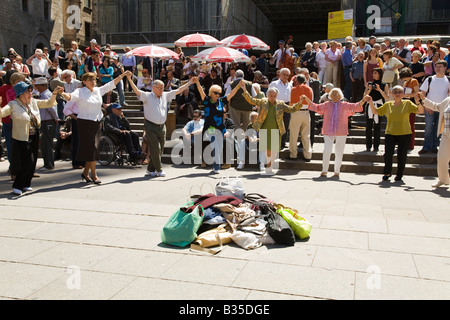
[0,35,449,195]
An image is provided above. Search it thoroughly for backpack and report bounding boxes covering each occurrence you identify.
[425,75,450,96]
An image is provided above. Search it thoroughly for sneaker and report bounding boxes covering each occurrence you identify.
[418,149,430,155]
[12,188,22,195]
[320,172,328,177]
[145,170,157,177]
[156,171,166,177]
[221,164,231,169]
[236,162,244,170]
[22,187,33,192]
[394,175,402,181]
[259,163,265,172]
[263,167,275,175]
[211,169,220,175]
[382,174,391,181]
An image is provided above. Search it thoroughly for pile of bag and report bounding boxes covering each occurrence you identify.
[160,176,312,254]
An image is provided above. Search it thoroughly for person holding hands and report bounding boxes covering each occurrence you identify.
[58,71,132,184]
[240,80,304,175]
[301,89,370,178]
[0,82,64,195]
[416,91,450,188]
[367,86,424,182]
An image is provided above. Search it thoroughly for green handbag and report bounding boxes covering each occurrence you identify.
[275,204,312,240]
[161,202,205,247]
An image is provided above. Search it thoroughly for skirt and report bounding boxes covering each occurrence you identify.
[76,119,101,162]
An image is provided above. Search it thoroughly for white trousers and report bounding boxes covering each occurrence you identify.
[322,135,347,173]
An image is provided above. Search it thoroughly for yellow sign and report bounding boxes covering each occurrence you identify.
[328,9,354,40]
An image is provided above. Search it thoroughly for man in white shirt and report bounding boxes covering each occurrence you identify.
[126,74,193,177]
[26,49,52,78]
[419,60,450,154]
[269,68,292,148]
[273,40,292,70]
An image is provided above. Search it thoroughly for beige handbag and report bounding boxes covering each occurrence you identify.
[190,224,232,255]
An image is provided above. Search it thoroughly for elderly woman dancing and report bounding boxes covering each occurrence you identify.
[240,83,303,175]
[0,81,63,195]
[302,88,370,178]
[368,86,424,182]
[59,71,131,184]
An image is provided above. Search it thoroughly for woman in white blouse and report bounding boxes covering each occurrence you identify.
[61,71,131,184]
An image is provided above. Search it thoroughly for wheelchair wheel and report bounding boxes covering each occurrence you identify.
[98,135,115,166]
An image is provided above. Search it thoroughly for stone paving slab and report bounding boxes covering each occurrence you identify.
[0,159,449,300]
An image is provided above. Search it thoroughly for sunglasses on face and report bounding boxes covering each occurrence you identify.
[212,91,221,96]
[392,90,403,94]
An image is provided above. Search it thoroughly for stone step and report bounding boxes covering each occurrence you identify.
[161,154,439,177]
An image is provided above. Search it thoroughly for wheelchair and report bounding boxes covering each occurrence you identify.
[98,133,140,167]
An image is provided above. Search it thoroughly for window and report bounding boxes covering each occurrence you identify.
[431,0,450,20]
[22,0,28,12]
[44,0,50,20]
[85,22,91,41]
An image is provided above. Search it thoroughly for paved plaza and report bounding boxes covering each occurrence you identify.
[0,158,449,300]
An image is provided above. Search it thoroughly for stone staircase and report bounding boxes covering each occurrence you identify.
[121,92,440,177]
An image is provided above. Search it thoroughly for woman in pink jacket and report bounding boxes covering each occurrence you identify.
[302,89,369,177]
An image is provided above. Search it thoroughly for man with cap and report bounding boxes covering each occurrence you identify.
[0,81,63,195]
[35,77,59,171]
[84,39,102,57]
[104,103,142,163]
[2,58,14,72]
[49,42,67,70]
[274,40,292,70]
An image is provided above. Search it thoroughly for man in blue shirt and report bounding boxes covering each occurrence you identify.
[342,42,353,101]
[121,47,136,92]
[350,52,366,103]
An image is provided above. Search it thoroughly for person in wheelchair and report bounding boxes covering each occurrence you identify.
[104,103,143,162]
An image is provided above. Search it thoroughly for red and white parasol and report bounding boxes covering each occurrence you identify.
[218,34,270,51]
[128,45,179,59]
[191,47,251,63]
[175,33,219,48]
[128,45,179,80]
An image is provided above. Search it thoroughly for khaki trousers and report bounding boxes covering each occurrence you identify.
[437,134,450,184]
[289,110,312,159]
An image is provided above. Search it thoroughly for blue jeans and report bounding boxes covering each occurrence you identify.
[423,111,440,151]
